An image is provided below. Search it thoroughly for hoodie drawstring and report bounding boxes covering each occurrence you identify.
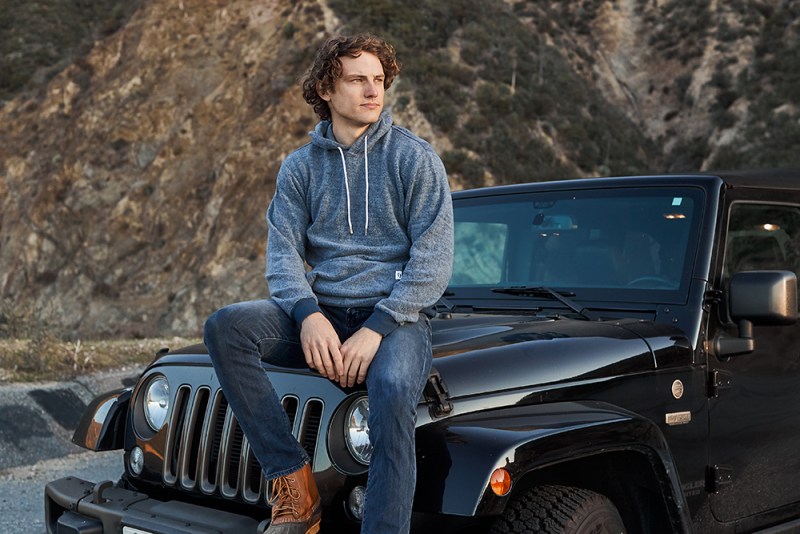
[364,135,369,234]
[337,146,353,235]
[337,135,369,235]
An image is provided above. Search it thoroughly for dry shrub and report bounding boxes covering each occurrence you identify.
[0,297,199,382]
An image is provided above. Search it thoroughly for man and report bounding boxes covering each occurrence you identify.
[204,34,454,534]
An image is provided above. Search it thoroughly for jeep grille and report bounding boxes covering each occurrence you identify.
[161,385,323,504]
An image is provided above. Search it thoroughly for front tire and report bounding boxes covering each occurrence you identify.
[488,484,626,534]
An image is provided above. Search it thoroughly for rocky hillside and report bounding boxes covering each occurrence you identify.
[1,0,799,338]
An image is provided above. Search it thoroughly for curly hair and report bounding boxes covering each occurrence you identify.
[302,34,401,121]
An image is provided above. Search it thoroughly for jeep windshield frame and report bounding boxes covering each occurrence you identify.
[447,184,706,309]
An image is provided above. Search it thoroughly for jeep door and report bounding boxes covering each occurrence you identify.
[708,190,800,525]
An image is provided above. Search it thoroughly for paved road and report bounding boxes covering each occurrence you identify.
[0,366,142,471]
[0,366,142,533]
[1,450,122,534]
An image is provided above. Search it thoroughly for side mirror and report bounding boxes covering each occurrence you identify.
[714,270,797,357]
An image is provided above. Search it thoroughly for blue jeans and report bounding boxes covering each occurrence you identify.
[204,299,432,534]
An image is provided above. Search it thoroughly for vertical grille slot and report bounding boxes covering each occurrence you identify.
[241,442,265,504]
[199,391,227,494]
[299,399,323,463]
[219,408,244,499]
[282,396,299,430]
[179,387,209,490]
[163,385,190,486]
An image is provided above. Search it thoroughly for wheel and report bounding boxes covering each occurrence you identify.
[488,484,626,534]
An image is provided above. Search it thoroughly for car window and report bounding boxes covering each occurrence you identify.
[450,187,704,301]
[452,221,508,285]
[724,203,800,279]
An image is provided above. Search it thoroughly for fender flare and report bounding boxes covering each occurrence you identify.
[413,399,690,531]
[72,388,131,451]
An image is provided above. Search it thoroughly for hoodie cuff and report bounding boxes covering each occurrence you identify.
[291,297,322,325]
[363,309,399,337]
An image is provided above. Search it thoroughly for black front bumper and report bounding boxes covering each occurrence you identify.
[45,477,260,534]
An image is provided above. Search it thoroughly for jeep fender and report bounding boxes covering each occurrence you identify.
[413,400,690,531]
[72,388,131,451]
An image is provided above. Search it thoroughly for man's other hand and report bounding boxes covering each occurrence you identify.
[340,327,382,388]
[300,312,343,380]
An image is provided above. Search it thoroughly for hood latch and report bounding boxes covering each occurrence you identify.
[424,367,453,419]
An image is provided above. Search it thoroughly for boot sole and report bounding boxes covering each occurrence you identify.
[307,499,322,534]
[258,519,320,534]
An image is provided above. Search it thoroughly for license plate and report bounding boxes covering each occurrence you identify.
[123,528,154,534]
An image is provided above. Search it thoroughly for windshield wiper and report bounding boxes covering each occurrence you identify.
[491,286,596,320]
[434,291,476,315]
[435,293,456,313]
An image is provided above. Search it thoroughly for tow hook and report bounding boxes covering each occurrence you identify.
[91,480,114,504]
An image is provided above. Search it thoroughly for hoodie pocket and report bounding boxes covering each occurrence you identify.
[309,257,406,299]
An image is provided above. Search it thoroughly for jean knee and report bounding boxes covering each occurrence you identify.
[204,304,254,366]
[204,306,234,344]
[370,374,421,412]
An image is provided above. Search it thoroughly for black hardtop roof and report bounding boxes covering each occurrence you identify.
[452,168,800,198]
[710,168,800,188]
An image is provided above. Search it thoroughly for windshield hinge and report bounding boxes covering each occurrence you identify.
[708,369,733,398]
[424,367,453,419]
[707,464,733,493]
[703,289,723,311]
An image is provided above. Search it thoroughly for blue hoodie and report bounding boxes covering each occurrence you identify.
[266,112,454,336]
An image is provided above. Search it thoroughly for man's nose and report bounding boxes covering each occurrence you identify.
[365,80,379,97]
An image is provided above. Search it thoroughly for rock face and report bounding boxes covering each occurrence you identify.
[1,0,332,337]
[1,0,797,338]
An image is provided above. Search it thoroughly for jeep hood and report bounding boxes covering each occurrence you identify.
[430,313,689,399]
[155,314,689,402]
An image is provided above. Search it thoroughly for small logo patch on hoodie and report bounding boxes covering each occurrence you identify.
[395,271,403,280]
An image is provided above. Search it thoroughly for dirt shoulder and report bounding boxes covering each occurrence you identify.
[0,337,200,383]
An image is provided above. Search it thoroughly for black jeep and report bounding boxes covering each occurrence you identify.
[46,170,800,533]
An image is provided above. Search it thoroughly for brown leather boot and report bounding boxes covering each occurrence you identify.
[261,463,321,534]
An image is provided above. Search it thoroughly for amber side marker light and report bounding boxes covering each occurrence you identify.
[490,468,512,496]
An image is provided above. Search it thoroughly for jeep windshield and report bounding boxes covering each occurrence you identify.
[448,185,705,309]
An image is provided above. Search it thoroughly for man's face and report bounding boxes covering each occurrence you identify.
[320,51,385,131]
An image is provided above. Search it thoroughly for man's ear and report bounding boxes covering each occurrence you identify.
[317,81,331,102]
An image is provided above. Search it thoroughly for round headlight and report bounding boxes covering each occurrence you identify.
[143,376,169,431]
[345,397,372,465]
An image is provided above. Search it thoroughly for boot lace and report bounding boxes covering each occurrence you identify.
[269,474,302,519]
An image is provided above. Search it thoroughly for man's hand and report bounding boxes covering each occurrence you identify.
[340,327,382,388]
[300,312,343,381]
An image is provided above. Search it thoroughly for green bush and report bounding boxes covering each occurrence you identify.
[0,0,142,101]
[649,0,711,64]
[711,109,737,130]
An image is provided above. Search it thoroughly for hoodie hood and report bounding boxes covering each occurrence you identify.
[308,111,394,152]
